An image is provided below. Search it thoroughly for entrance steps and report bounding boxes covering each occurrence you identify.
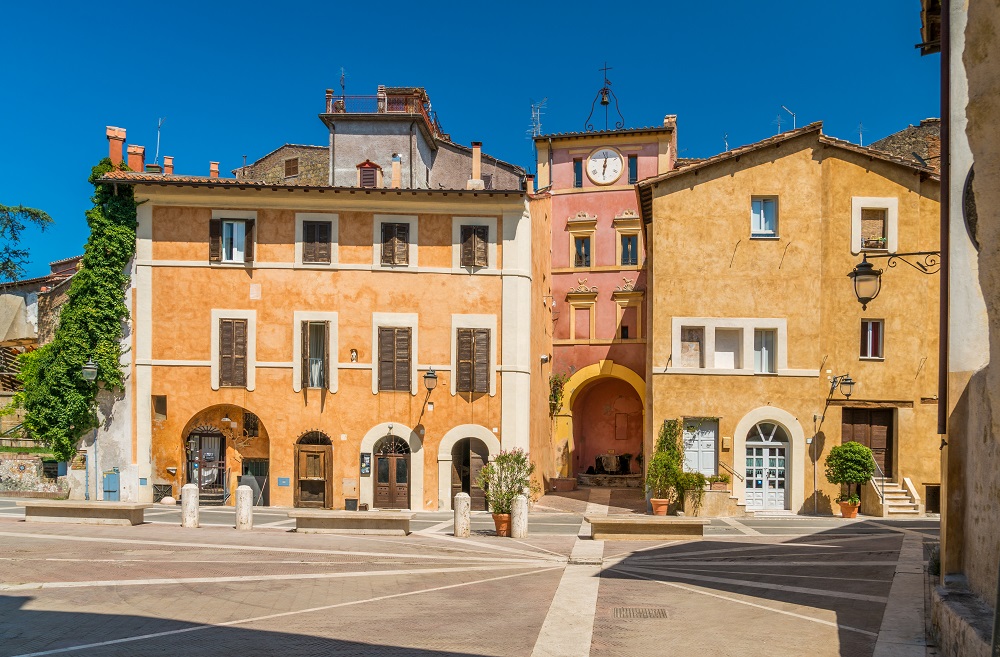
[199,491,226,507]
[872,477,923,517]
[577,474,642,488]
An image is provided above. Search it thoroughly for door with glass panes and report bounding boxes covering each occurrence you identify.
[373,436,410,509]
[744,422,789,510]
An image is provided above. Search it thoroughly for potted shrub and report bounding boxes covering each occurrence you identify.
[825,441,876,519]
[707,473,730,491]
[645,419,684,515]
[476,448,536,536]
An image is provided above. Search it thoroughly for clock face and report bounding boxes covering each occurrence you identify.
[587,147,624,185]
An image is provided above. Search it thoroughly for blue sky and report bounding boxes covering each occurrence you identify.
[1,1,938,279]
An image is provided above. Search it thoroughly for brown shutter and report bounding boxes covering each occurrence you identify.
[473,328,490,393]
[394,328,411,391]
[219,319,235,386]
[460,226,474,267]
[381,224,394,265]
[300,321,310,388]
[456,328,473,392]
[209,218,222,262]
[322,321,330,388]
[316,222,331,264]
[243,219,255,263]
[378,328,396,390]
[303,222,317,263]
[395,224,409,265]
[474,226,488,267]
[233,319,248,387]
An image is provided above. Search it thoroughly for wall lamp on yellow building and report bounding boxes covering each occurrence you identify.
[423,368,438,392]
[847,251,941,310]
[829,374,856,399]
[81,359,98,381]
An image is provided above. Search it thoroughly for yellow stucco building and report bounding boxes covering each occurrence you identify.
[637,123,941,516]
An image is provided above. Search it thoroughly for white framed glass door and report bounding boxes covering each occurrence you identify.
[745,422,789,510]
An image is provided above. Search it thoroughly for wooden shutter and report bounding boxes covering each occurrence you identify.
[361,167,377,188]
[456,328,473,392]
[378,328,396,390]
[394,224,409,265]
[300,321,310,389]
[381,224,394,265]
[473,328,490,393]
[460,226,475,267]
[316,222,331,264]
[209,218,222,262]
[303,222,317,263]
[394,328,411,391]
[322,321,330,388]
[220,319,247,387]
[243,219,255,263]
[474,226,488,267]
[220,319,235,386]
[232,319,248,386]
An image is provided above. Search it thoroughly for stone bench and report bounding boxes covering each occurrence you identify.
[17,500,154,526]
[287,510,413,536]
[584,514,710,540]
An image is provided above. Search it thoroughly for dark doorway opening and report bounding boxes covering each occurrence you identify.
[451,438,489,511]
[842,408,894,478]
[186,431,227,505]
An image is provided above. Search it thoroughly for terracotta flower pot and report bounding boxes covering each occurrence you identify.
[710,481,729,491]
[839,501,860,519]
[492,513,512,536]
[650,498,670,516]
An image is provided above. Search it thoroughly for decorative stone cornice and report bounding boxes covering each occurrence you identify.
[566,277,599,301]
[567,211,597,228]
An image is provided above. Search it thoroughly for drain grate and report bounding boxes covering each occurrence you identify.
[614,607,669,619]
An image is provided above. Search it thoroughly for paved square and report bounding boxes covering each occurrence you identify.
[0,497,937,656]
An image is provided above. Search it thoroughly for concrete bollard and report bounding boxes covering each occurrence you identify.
[235,485,253,531]
[453,492,471,538]
[181,483,199,528]
[511,494,529,539]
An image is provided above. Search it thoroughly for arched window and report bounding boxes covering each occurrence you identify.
[298,431,332,445]
[746,422,789,444]
[375,435,410,455]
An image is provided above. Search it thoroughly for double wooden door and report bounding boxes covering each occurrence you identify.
[374,454,410,509]
[842,408,894,477]
[295,444,332,508]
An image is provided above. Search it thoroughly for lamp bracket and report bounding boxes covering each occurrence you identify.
[862,251,941,275]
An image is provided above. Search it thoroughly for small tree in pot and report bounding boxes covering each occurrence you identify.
[476,448,536,536]
[645,419,684,515]
[824,441,876,519]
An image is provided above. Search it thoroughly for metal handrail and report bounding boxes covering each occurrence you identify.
[870,453,886,502]
[719,460,744,482]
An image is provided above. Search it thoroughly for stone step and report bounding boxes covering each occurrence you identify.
[886,508,921,515]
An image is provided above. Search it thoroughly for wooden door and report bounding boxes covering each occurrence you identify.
[374,454,410,509]
[468,441,488,511]
[295,445,332,508]
[842,408,894,478]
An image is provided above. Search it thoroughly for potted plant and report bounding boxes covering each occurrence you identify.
[824,441,876,519]
[476,448,536,536]
[707,473,730,491]
[645,419,684,515]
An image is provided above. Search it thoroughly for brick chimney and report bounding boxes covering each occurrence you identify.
[209,162,219,179]
[525,174,535,195]
[466,141,485,190]
[391,154,401,189]
[106,126,126,165]
[163,156,174,175]
[326,88,334,113]
[127,145,145,172]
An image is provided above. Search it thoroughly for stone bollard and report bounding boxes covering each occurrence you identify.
[181,483,199,528]
[453,492,471,538]
[235,485,253,531]
[511,494,529,539]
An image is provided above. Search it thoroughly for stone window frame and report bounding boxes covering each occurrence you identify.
[851,196,898,254]
[294,213,339,268]
[567,212,597,270]
[613,211,643,268]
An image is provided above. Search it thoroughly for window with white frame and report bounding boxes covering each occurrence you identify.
[851,197,898,254]
[714,329,742,369]
[222,220,246,262]
[860,209,888,251]
[751,197,778,238]
[754,329,776,374]
[860,319,884,359]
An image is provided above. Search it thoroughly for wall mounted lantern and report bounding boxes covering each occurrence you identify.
[848,251,941,309]
[81,359,98,382]
[423,367,438,392]
[830,374,856,399]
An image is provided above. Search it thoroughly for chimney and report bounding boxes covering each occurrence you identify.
[127,145,145,172]
[525,174,535,195]
[106,126,126,165]
[163,156,174,175]
[466,141,485,190]
[326,88,333,113]
[391,154,402,189]
[209,162,219,179]
[663,114,677,128]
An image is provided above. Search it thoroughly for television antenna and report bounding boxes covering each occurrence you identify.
[153,117,166,165]
[772,113,783,134]
[724,132,729,152]
[529,97,547,137]
[858,121,866,146]
[340,67,346,97]
[781,105,796,130]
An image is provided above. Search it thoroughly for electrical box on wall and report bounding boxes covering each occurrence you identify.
[722,436,732,450]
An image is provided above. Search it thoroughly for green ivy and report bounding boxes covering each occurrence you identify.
[8,159,136,461]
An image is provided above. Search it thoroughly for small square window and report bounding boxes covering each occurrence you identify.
[860,319,884,359]
[621,234,638,266]
[680,327,705,368]
[574,236,591,267]
[751,197,778,237]
[573,159,583,188]
[627,155,638,184]
[284,158,299,178]
[861,209,888,250]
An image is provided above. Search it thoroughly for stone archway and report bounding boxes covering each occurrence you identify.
[359,423,423,510]
[732,407,806,513]
[436,425,501,511]
[552,360,645,479]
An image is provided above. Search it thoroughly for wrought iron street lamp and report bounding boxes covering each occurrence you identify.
[423,367,438,392]
[848,251,941,309]
[830,374,855,399]
[81,359,98,381]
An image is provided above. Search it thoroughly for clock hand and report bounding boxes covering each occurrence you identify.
[603,157,608,174]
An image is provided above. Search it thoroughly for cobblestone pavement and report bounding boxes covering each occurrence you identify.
[0,496,938,657]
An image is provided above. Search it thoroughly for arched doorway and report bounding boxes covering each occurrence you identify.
[451,439,489,510]
[571,378,643,478]
[373,435,410,509]
[436,425,502,511]
[744,421,789,511]
[186,427,226,505]
[295,431,332,508]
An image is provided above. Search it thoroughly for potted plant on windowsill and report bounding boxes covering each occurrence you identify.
[824,441,875,519]
[476,448,536,536]
[645,419,684,515]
